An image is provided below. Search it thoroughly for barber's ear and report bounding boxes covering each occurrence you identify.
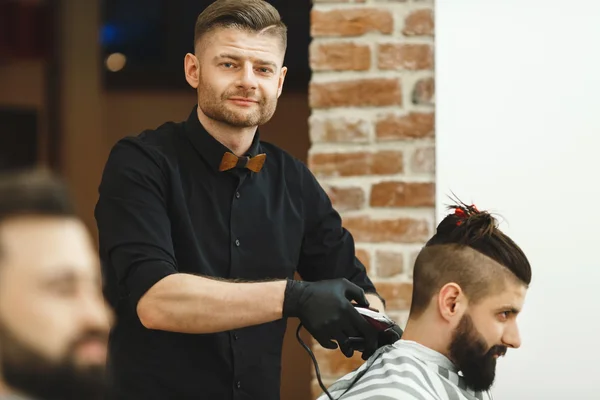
[277,66,288,98]
[437,283,466,322]
[184,53,200,89]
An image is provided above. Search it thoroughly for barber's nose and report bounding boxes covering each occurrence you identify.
[237,63,258,90]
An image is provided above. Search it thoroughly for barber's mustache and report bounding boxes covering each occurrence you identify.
[223,90,261,103]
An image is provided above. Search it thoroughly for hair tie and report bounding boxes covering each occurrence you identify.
[453,204,479,226]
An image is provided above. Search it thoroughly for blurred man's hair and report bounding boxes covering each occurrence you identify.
[0,168,75,225]
[194,0,287,51]
[410,199,532,317]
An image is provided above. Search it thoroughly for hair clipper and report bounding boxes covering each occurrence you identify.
[346,306,403,352]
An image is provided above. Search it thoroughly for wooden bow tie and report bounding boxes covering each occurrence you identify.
[219,152,266,173]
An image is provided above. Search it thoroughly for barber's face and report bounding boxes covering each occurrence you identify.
[185,27,287,128]
[449,282,526,392]
[0,216,112,400]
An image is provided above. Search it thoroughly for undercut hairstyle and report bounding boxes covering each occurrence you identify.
[0,169,75,225]
[193,0,287,51]
[409,200,532,318]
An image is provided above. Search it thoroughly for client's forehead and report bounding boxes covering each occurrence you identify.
[454,246,527,308]
[476,279,527,312]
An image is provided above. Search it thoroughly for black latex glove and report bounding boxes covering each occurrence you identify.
[283,278,379,360]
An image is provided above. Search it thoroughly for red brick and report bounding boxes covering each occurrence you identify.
[343,216,430,243]
[310,78,402,108]
[376,112,435,140]
[312,345,366,377]
[375,281,413,310]
[309,116,370,143]
[375,250,404,278]
[370,181,435,207]
[308,151,403,177]
[310,42,371,71]
[311,8,394,37]
[403,9,434,36]
[326,185,366,211]
[411,147,435,174]
[356,248,371,274]
[378,43,434,71]
[413,77,435,105]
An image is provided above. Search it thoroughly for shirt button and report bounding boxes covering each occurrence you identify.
[236,381,241,389]
[235,191,241,199]
[233,333,238,340]
[235,239,240,247]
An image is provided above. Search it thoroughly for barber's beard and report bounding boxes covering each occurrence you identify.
[0,324,109,400]
[197,75,278,128]
[449,313,507,392]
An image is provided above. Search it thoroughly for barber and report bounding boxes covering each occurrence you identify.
[94,1,385,399]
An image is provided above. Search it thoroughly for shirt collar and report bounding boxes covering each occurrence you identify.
[183,105,262,172]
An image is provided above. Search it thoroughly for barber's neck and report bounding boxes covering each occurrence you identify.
[402,312,453,358]
[197,106,257,156]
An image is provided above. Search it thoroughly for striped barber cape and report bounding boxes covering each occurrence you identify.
[317,340,493,400]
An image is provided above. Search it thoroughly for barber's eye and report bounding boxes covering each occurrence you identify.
[222,63,235,68]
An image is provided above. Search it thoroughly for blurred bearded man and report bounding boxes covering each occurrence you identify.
[0,170,112,400]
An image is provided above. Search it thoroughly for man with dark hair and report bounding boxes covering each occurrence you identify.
[0,169,112,400]
[95,0,385,399]
[318,203,532,400]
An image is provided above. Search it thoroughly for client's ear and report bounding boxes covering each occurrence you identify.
[437,283,466,323]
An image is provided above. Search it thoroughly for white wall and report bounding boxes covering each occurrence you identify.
[436,1,600,399]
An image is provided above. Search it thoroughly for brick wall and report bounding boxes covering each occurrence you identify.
[307,0,435,396]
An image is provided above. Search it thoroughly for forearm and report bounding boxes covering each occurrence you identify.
[137,274,286,334]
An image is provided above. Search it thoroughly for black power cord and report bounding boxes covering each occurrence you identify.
[296,316,402,400]
[296,323,335,400]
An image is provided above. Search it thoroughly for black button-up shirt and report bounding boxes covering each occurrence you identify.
[95,106,380,400]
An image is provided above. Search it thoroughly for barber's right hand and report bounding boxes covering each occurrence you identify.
[282,278,378,360]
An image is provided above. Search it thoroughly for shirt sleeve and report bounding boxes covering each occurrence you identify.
[95,137,178,312]
[296,164,381,299]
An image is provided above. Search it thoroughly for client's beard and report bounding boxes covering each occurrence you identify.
[0,324,109,400]
[449,313,507,392]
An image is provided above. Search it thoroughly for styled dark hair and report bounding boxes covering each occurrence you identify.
[193,0,287,51]
[0,168,75,224]
[409,199,532,317]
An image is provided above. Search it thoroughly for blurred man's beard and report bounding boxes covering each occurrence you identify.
[0,323,108,400]
[449,313,507,392]
[197,75,278,128]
